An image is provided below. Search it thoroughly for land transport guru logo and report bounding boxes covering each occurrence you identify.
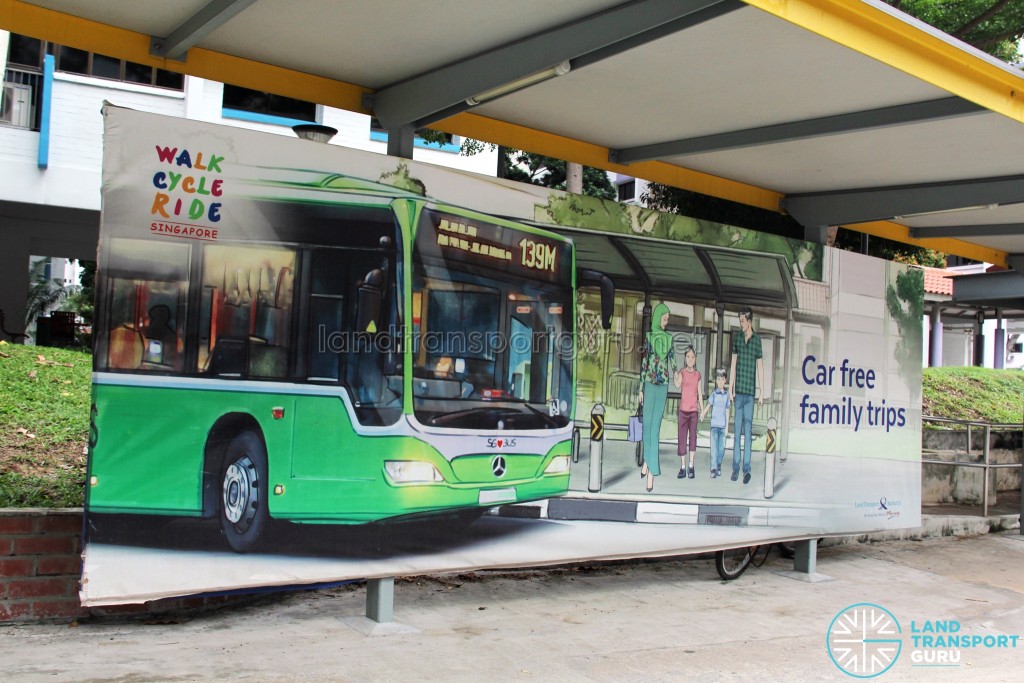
[826,603,1021,677]
[827,603,902,678]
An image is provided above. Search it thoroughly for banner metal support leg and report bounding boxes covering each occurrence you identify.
[366,577,394,623]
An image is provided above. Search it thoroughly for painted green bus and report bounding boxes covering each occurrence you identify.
[88,172,584,552]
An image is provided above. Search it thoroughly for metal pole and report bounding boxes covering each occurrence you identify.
[589,403,605,492]
[366,577,395,623]
[983,425,991,517]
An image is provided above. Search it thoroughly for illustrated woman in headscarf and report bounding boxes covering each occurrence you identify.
[638,302,676,492]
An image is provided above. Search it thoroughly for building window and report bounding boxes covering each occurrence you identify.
[222,84,317,124]
[4,34,184,90]
[617,180,636,202]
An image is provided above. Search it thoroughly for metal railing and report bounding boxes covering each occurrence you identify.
[2,66,43,130]
[921,415,1023,519]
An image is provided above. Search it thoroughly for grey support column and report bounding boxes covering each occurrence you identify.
[994,310,1005,369]
[364,124,418,625]
[974,312,985,367]
[929,303,943,367]
[0,230,31,342]
[387,125,415,160]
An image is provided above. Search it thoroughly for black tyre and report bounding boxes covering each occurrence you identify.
[715,546,754,580]
[219,430,269,553]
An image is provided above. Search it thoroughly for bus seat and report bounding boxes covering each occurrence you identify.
[108,325,144,369]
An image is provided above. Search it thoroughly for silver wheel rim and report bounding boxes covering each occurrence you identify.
[222,455,259,531]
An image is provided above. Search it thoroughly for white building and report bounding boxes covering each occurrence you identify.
[0,30,497,340]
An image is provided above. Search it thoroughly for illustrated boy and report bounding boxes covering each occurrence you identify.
[701,368,730,477]
[728,307,764,484]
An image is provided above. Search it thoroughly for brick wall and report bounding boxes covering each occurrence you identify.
[0,508,267,622]
[0,509,86,621]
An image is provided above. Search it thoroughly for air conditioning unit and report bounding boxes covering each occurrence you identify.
[0,82,33,128]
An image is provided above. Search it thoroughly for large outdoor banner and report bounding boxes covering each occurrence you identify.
[82,106,921,605]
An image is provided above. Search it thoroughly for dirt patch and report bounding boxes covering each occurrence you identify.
[0,440,87,479]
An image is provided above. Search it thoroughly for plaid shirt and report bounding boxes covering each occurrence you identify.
[731,330,762,396]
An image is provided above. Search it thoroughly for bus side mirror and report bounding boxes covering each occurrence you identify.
[357,268,383,333]
[580,269,615,330]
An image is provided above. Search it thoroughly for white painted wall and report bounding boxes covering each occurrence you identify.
[0,48,497,214]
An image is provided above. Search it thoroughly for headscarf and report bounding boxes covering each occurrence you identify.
[649,303,671,359]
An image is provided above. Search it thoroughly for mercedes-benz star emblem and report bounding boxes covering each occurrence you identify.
[491,455,507,478]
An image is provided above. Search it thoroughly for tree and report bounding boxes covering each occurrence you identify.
[25,258,80,325]
[886,267,925,395]
[885,0,1024,62]
[503,150,614,200]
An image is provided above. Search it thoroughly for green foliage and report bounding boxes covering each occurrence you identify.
[886,268,925,393]
[378,163,427,195]
[503,151,615,200]
[25,258,79,326]
[885,0,1024,61]
[923,366,1024,424]
[834,230,947,267]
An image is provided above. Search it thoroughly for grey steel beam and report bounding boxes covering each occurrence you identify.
[609,97,983,164]
[909,223,1024,239]
[953,270,1024,304]
[368,0,743,130]
[783,174,1024,228]
[151,0,260,61]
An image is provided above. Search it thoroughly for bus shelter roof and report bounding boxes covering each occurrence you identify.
[5,0,1024,274]
[554,228,796,310]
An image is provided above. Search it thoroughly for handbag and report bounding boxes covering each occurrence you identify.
[627,404,643,442]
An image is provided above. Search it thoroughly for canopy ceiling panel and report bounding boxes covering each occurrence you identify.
[472,6,951,147]
[664,112,1024,194]
[5,0,1024,268]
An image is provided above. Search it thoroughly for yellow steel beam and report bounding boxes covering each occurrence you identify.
[849,221,1008,267]
[743,0,1024,124]
[0,0,370,113]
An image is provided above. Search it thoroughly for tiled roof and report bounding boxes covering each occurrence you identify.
[923,267,953,295]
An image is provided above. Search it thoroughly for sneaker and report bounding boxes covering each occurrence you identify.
[710,470,717,478]
[730,470,739,481]
[688,466,695,479]
[743,472,751,484]
[677,468,686,479]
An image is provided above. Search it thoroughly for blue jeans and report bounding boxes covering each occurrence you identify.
[710,426,725,472]
[732,394,754,474]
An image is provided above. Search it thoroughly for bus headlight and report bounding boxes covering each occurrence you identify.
[384,461,445,484]
[544,456,570,475]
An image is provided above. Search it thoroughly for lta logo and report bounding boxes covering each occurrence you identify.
[827,603,903,678]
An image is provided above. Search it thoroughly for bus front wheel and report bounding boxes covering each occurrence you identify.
[219,430,269,553]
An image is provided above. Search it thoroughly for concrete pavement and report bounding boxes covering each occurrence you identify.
[2,527,1022,682]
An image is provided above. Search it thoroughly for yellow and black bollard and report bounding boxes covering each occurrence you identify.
[763,416,777,499]
[588,403,605,492]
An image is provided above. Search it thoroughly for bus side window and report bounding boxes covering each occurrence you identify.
[307,249,348,382]
[198,244,296,379]
[102,239,188,373]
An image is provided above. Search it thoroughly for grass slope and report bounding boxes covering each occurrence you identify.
[0,341,91,507]
[922,366,1024,425]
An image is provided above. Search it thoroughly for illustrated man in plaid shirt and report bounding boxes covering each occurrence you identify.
[728,307,764,484]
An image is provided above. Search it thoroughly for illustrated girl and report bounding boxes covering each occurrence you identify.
[674,345,704,479]
[639,303,675,493]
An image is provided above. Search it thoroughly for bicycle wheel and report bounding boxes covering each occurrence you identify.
[715,546,754,580]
